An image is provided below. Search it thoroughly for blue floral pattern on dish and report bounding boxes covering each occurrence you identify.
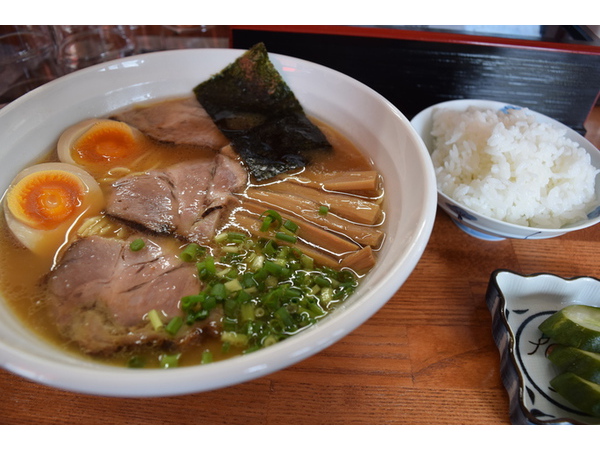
[587,205,600,219]
[499,105,522,114]
[487,270,600,425]
[445,203,477,221]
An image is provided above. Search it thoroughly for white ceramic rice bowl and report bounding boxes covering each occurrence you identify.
[411,99,600,240]
[0,48,437,397]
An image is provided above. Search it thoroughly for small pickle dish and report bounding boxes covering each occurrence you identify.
[487,269,600,424]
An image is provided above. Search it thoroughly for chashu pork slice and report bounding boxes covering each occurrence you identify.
[106,153,248,244]
[111,97,229,150]
[46,234,219,355]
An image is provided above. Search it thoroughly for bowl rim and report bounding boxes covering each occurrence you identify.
[411,98,600,234]
[0,48,437,397]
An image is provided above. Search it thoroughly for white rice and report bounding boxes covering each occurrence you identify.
[431,106,599,228]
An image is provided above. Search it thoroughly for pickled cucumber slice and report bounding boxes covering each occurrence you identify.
[539,305,600,352]
[546,344,600,384]
[550,372,600,417]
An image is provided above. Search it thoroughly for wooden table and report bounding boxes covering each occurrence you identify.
[2,112,599,426]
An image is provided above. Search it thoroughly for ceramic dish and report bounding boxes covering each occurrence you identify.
[486,269,600,424]
[0,48,437,397]
[411,99,600,241]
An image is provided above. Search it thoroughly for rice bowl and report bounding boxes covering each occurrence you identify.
[411,99,600,240]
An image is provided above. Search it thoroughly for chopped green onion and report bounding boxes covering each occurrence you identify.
[179,243,204,262]
[284,287,303,299]
[263,335,278,347]
[216,267,232,277]
[249,254,265,271]
[264,260,283,276]
[225,278,243,293]
[265,275,279,287]
[253,267,269,281]
[171,214,361,362]
[203,296,217,311]
[315,275,331,287]
[129,238,145,251]
[320,286,334,307]
[283,219,299,233]
[221,341,231,354]
[260,216,273,232]
[318,205,329,216]
[211,283,226,300]
[275,232,297,244]
[165,316,183,335]
[227,232,247,243]
[301,254,314,270]
[127,355,145,368]
[159,353,180,369]
[240,303,255,322]
[196,256,216,278]
[277,246,291,259]
[214,232,228,243]
[241,272,257,289]
[224,297,238,318]
[201,350,213,365]
[260,209,283,231]
[275,306,294,328]
[236,289,252,303]
[221,331,249,347]
[148,309,163,331]
[263,239,278,256]
[181,294,203,309]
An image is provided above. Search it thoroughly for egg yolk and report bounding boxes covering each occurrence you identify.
[72,120,141,167]
[7,170,85,231]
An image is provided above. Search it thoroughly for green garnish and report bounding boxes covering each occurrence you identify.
[275,232,297,244]
[127,355,146,368]
[201,350,213,365]
[159,353,180,369]
[283,219,299,233]
[318,205,329,216]
[179,243,205,262]
[196,256,216,278]
[227,232,247,243]
[179,210,358,355]
[147,309,163,331]
[129,238,145,251]
[165,316,183,336]
[260,209,283,231]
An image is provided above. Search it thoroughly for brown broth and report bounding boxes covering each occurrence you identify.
[0,102,382,368]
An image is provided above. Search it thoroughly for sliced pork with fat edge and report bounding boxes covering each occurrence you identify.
[106,153,248,244]
[45,235,219,355]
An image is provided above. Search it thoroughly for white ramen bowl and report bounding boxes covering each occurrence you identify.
[0,48,437,397]
[411,99,600,241]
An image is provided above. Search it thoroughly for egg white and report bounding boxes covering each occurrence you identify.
[4,162,105,258]
[57,118,145,172]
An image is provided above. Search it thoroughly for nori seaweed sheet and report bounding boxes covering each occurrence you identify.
[193,43,332,181]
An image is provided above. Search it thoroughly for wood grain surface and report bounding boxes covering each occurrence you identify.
[1,109,599,426]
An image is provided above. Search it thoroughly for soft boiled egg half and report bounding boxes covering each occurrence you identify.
[3,162,104,257]
[57,119,145,177]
